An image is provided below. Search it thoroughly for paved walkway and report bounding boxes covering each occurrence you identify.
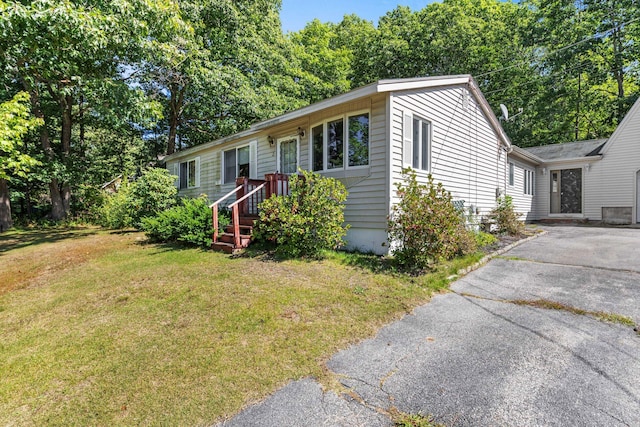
[219,226,640,426]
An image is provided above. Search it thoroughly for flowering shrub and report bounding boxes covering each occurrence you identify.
[253,169,349,258]
[388,168,475,272]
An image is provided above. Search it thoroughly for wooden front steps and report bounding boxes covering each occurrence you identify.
[211,215,257,254]
[210,174,290,254]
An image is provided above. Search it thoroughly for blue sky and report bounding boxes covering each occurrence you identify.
[280,0,436,33]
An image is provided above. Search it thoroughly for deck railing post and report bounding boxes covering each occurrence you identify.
[232,204,240,248]
[212,204,219,243]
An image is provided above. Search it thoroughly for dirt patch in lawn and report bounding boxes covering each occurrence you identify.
[0,229,135,295]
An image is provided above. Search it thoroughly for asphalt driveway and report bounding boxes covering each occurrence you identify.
[220,226,640,427]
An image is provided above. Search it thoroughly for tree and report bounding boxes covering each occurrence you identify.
[0,92,41,231]
[0,0,167,220]
[288,19,352,102]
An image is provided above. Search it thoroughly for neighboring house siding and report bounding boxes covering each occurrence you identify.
[390,86,506,219]
[507,158,537,221]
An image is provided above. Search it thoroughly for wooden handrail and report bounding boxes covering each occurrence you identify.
[228,182,267,248]
[229,182,266,208]
[210,185,243,244]
[209,185,243,209]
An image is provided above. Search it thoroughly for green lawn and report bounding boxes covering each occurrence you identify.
[0,228,482,425]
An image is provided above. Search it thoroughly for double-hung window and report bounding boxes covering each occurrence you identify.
[311,111,370,172]
[403,113,431,171]
[222,142,256,184]
[524,169,534,195]
[508,163,515,186]
[177,157,200,189]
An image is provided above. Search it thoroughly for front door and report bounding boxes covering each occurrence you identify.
[550,168,582,214]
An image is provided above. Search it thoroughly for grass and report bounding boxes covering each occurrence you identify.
[0,228,483,426]
[512,299,638,328]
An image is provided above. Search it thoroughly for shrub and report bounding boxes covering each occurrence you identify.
[128,167,178,227]
[98,182,134,228]
[253,169,349,258]
[98,168,178,229]
[488,195,524,235]
[474,231,498,248]
[141,195,214,247]
[388,168,476,273]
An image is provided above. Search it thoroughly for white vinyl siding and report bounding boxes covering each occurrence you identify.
[506,157,536,220]
[391,86,507,219]
[583,99,640,222]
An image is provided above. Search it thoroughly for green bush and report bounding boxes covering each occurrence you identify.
[98,182,134,228]
[253,169,349,258]
[128,167,178,227]
[488,195,524,235]
[141,196,214,247]
[388,168,476,273]
[474,231,498,248]
[98,168,178,229]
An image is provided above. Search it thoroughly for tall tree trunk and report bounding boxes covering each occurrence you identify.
[26,84,66,220]
[0,179,12,232]
[60,94,73,216]
[167,83,186,155]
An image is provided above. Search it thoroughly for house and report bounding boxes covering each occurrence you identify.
[508,96,640,225]
[164,75,513,254]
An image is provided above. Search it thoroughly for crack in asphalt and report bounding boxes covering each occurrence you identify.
[455,290,639,334]
[457,293,640,406]
[494,256,640,276]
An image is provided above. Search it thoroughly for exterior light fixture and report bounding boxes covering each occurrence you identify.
[297,127,305,138]
[268,136,275,147]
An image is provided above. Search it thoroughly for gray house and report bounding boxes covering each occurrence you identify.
[165,75,513,253]
[508,96,640,225]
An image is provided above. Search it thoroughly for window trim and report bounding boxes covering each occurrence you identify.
[176,157,200,189]
[276,135,300,175]
[524,168,534,195]
[403,112,431,172]
[309,109,371,173]
[508,162,515,187]
[221,141,257,185]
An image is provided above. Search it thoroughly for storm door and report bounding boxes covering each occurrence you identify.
[550,168,582,214]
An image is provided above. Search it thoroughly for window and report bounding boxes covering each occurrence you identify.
[278,136,299,174]
[223,143,255,184]
[177,157,199,189]
[348,113,369,167]
[411,116,430,171]
[508,163,515,186]
[327,118,344,169]
[524,169,534,195]
[312,124,324,171]
[311,111,370,172]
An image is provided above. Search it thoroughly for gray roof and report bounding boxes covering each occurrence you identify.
[523,139,607,161]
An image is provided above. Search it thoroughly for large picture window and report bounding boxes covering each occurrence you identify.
[223,144,253,184]
[178,157,200,189]
[311,111,370,172]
